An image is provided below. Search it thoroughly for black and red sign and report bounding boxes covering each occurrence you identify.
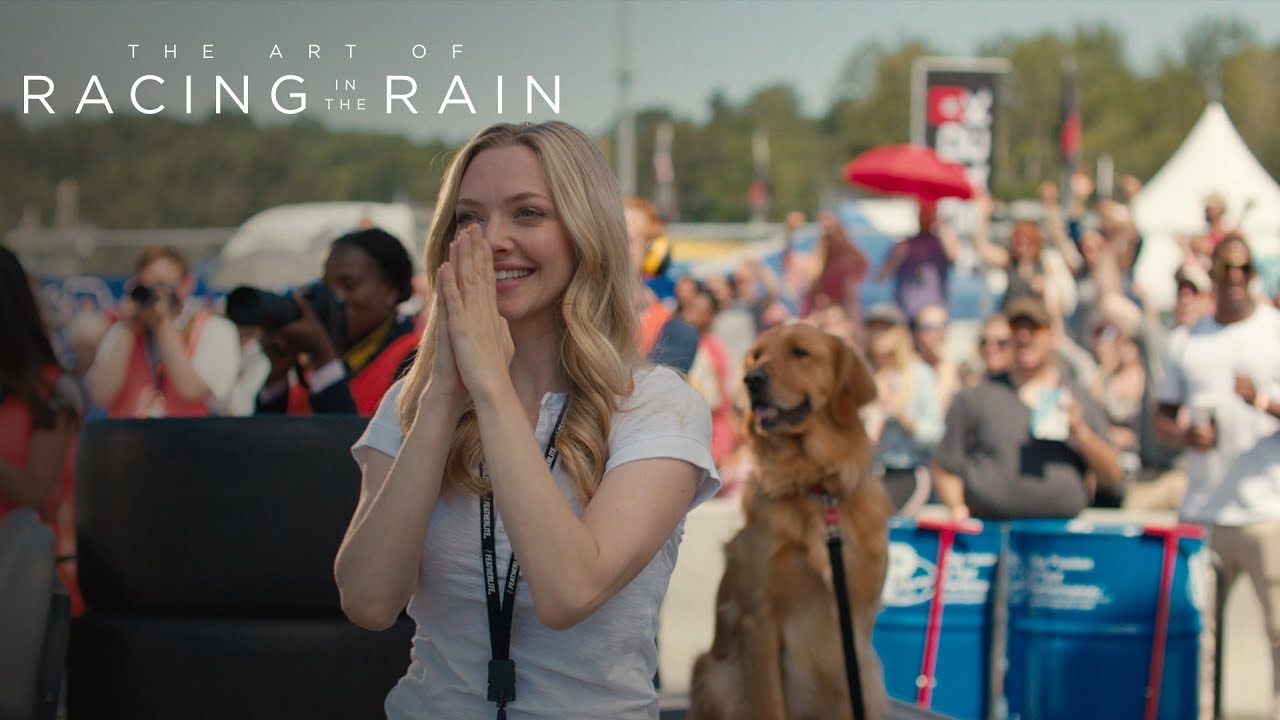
[921,66,1004,194]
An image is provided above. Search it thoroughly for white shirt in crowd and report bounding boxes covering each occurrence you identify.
[352,366,720,720]
[1158,303,1280,525]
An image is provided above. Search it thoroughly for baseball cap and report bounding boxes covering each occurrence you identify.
[1174,263,1212,293]
[864,302,907,327]
[1005,296,1052,328]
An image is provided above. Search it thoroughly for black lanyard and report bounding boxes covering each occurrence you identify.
[480,397,569,719]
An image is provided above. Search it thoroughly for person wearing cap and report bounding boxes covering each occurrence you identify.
[862,302,943,515]
[1172,263,1214,330]
[256,227,420,416]
[1153,236,1280,718]
[931,296,1121,520]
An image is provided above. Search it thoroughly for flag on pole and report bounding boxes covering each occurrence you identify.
[1059,58,1081,176]
[749,127,771,223]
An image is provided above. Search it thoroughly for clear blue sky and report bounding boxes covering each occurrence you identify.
[3,0,1278,142]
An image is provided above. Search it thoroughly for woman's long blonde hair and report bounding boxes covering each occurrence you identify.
[397,122,642,505]
[867,323,917,406]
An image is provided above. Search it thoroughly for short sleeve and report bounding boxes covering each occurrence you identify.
[1155,333,1187,406]
[191,316,241,406]
[351,378,406,470]
[608,366,721,507]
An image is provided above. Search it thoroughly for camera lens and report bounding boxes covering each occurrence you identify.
[130,284,156,305]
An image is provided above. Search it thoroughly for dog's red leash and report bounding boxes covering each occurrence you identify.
[913,516,983,708]
[1141,523,1204,720]
[818,492,868,720]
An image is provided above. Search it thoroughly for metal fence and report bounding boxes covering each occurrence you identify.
[3,227,236,278]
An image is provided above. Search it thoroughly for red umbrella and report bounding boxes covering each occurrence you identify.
[843,144,974,201]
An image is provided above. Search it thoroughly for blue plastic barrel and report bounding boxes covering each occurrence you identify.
[872,517,1004,720]
[1006,519,1209,720]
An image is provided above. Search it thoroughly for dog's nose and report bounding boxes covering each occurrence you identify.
[743,367,767,392]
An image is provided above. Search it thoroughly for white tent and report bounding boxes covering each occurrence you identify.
[209,202,420,290]
[1132,102,1280,308]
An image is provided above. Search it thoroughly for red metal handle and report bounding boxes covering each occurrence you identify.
[916,516,983,535]
[916,524,965,707]
[1142,523,1205,720]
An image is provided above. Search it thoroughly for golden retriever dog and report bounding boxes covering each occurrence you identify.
[689,323,892,720]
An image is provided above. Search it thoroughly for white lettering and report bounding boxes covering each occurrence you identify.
[438,75,475,114]
[75,75,113,114]
[215,75,249,114]
[272,75,306,114]
[23,76,55,114]
[527,75,559,114]
[386,75,418,114]
[130,75,164,114]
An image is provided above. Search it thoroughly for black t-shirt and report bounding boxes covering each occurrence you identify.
[931,372,1110,520]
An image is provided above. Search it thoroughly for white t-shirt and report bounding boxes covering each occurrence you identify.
[351,366,720,720]
[1158,304,1280,524]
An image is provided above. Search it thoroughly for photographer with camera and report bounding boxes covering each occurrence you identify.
[247,228,419,416]
[86,246,240,418]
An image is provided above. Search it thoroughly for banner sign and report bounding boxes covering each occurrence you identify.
[912,58,1009,194]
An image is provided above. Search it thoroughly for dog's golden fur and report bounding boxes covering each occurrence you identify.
[689,323,893,720]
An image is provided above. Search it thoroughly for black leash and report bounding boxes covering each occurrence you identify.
[821,492,867,720]
[479,398,570,720]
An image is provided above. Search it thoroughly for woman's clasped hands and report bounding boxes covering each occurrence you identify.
[432,226,516,404]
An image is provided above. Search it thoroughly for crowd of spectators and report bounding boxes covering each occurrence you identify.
[6,173,1280,704]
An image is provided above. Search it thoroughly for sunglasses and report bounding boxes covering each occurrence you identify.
[913,321,945,332]
[1213,259,1254,277]
[1008,317,1045,332]
[979,337,1010,349]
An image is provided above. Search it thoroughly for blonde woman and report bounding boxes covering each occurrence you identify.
[863,302,944,516]
[335,122,719,720]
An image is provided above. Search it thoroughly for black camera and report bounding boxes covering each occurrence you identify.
[129,283,177,308]
[225,281,346,347]
[130,284,160,305]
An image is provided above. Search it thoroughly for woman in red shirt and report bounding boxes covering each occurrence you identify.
[0,247,83,613]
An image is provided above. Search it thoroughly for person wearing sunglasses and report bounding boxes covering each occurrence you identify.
[976,313,1013,379]
[1154,236,1280,719]
[932,296,1120,521]
[910,303,962,414]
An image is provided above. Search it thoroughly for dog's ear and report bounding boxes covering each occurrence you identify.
[828,335,877,429]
